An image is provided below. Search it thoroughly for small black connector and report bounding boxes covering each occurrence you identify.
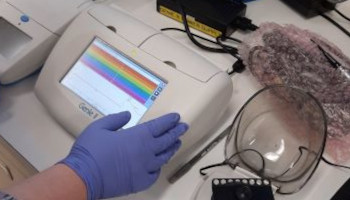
[232,59,246,73]
[228,59,245,75]
[232,16,259,31]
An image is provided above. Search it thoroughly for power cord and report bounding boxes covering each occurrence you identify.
[216,36,246,74]
[318,11,350,38]
[298,146,350,170]
[163,0,248,75]
[322,156,350,170]
[231,0,259,31]
[232,16,259,31]
[334,7,350,22]
[175,0,228,53]
[160,27,240,53]
[199,148,266,176]
[216,36,241,59]
[200,146,350,183]
[161,27,245,75]
[220,35,242,44]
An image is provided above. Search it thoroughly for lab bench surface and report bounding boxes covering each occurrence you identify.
[0,0,350,199]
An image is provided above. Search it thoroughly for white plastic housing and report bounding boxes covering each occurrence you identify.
[0,0,92,84]
[34,5,233,176]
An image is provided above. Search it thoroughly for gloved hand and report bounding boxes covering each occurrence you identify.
[60,111,188,200]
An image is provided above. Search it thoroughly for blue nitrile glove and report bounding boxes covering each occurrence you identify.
[60,111,188,200]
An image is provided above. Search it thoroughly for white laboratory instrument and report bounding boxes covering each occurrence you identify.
[34,5,233,177]
[0,0,94,84]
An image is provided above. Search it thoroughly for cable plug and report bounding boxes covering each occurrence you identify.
[228,59,245,75]
[232,16,259,31]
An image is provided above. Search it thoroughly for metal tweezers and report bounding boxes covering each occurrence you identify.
[310,39,341,69]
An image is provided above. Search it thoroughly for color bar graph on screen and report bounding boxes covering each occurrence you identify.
[61,37,167,128]
[80,40,159,104]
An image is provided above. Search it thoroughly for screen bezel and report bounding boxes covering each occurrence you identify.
[59,36,168,122]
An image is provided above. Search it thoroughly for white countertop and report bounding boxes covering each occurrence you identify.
[1,0,350,199]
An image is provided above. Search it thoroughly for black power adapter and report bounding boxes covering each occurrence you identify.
[157,0,251,38]
[280,0,339,17]
[280,0,350,38]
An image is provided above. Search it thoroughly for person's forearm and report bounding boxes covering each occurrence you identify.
[3,164,86,200]
[1,112,188,200]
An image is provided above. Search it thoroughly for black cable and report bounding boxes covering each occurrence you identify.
[199,148,266,176]
[161,27,242,44]
[216,36,246,73]
[201,145,350,179]
[161,27,221,45]
[334,7,350,22]
[169,0,255,56]
[160,27,245,74]
[166,0,246,75]
[216,36,240,59]
[319,12,350,38]
[232,16,259,31]
[299,146,350,170]
[200,162,230,176]
[220,35,242,44]
[160,27,238,52]
[176,0,228,53]
[322,156,350,170]
[199,145,350,193]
